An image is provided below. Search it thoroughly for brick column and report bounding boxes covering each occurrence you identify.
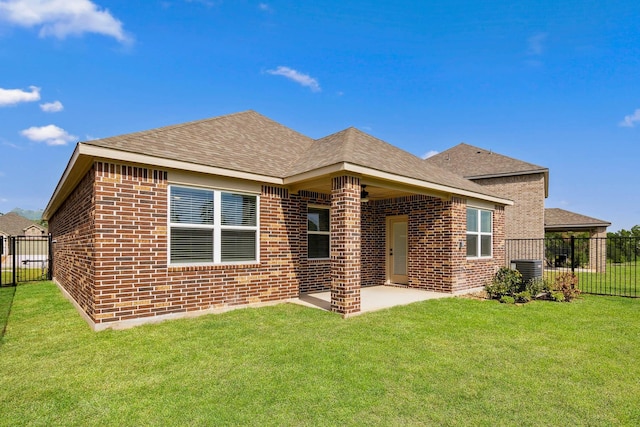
[330,175,361,316]
[589,227,607,273]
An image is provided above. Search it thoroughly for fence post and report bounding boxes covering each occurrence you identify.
[0,236,3,286]
[11,236,16,285]
[48,234,53,280]
[570,235,575,274]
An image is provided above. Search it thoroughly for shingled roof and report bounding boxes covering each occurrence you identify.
[287,127,501,197]
[0,212,45,236]
[425,143,548,178]
[424,142,549,197]
[45,111,513,219]
[545,208,611,230]
[85,111,315,178]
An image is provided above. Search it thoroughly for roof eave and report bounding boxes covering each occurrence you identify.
[284,162,514,206]
[545,222,611,230]
[465,168,550,198]
[43,143,285,220]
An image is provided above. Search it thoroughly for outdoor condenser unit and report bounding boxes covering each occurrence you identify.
[510,259,543,283]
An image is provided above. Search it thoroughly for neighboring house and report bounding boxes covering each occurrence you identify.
[425,143,549,240]
[44,111,513,330]
[426,143,611,271]
[545,208,611,272]
[0,212,47,258]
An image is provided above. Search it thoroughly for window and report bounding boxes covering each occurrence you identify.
[169,186,258,264]
[307,207,329,259]
[467,207,492,258]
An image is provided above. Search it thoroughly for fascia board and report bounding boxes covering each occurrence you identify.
[285,162,514,206]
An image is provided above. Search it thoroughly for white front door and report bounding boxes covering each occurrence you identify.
[387,216,408,284]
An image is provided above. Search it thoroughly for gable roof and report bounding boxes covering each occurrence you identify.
[44,112,513,219]
[0,212,45,236]
[425,143,549,197]
[84,111,314,178]
[545,208,611,230]
[426,142,547,177]
[287,127,501,198]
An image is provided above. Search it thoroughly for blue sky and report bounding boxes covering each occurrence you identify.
[1,0,639,231]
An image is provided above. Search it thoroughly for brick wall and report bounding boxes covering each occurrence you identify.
[472,173,545,239]
[89,162,307,325]
[50,160,506,327]
[48,166,96,319]
[362,195,505,293]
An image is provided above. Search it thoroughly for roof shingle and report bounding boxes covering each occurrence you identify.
[85,111,315,178]
[425,143,547,178]
[287,127,503,198]
[0,213,44,236]
[544,208,611,229]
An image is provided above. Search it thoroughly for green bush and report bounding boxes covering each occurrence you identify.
[514,290,532,303]
[485,269,580,304]
[525,277,549,298]
[485,267,523,299]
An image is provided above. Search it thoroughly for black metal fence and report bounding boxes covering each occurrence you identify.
[0,235,52,286]
[506,236,639,298]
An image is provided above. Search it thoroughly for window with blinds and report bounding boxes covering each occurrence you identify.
[169,186,259,264]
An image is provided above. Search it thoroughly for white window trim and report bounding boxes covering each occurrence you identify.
[307,205,330,260]
[466,207,493,259]
[168,184,260,266]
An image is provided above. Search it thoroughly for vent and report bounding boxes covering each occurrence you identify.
[510,259,543,283]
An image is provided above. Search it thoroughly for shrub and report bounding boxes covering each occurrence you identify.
[514,290,532,303]
[500,295,515,304]
[485,267,523,299]
[552,273,580,302]
[525,277,549,298]
[550,291,565,302]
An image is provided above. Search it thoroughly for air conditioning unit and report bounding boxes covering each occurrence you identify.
[510,259,543,283]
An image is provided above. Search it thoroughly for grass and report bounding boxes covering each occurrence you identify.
[1,282,640,426]
[0,284,16,338]
[1,269,13,285]
[544,261,639,297]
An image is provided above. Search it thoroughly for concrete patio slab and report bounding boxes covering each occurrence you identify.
[294,285,453,314]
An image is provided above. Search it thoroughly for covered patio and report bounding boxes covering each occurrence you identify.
[295,285,454,314]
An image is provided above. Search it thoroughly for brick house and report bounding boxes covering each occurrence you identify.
[425,143,549,240]
[426,143,610,270]
[44,111,512,330]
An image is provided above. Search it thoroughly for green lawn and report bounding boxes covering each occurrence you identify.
[544,261,639,297]
[1,269,13,285]
[0,284,16,338]
[1,282,639,426]
[2,268,48,286]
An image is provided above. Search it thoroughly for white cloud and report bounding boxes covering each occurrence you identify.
[619,109,640,128]
[0,85,40,106]
[184,0,220,7]
[40,100,63,112]
[422,150,438,159]
[527,33,547,56]
[0,0,131,43]
[20,124,77,146]
[266,66,321,92]
[258,3,271,12]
